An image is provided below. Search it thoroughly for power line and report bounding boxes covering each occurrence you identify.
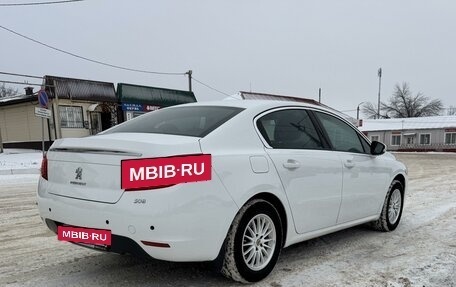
[0,80,51,87]
[1,71,235,99]
[0,0,84,7]
[0,71,43,79]
[0,24,186,76]
[192,77,234,98]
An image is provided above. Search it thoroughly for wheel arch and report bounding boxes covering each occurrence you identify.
[213,191,288,272]
[248,192,288,247]
[393,173,406,192]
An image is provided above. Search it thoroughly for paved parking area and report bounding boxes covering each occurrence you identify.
[0,153,455,286]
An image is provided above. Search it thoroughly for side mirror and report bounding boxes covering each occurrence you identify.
[371,141,386,155]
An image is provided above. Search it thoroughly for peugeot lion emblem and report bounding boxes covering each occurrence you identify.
[75,167,83,180]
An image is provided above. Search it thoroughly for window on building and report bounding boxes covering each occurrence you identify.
[391,134,401,146]
[59,106,84,128]
[420,134,431,145]
[406,136,415,145]
[370,135,379,142]
[445,133,456,144]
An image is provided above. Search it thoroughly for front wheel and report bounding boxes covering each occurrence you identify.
[220,199,283,283]
[371,180,404,232]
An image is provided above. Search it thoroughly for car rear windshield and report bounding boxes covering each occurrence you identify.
[104,106,244,137]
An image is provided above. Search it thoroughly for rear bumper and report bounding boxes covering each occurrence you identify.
[45,219,151,259]
[37,176,238,262]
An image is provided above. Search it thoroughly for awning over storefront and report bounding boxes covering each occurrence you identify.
[43,75,117,102]
[117,83,196,107]
[87,103,99,112]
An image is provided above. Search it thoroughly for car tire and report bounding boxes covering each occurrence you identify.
[220,199,283,283]
[371,180,404,232]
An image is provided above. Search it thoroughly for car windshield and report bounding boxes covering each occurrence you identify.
[103,106,244,137]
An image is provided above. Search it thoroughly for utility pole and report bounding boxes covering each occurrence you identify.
[357,101,365,120]
[377,68,382,119]
[186,70,192,92]
[318,88,321,103]
[0,126,3,153]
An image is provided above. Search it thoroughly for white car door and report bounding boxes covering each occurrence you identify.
[313,111,390,223]
[257,108,343,234]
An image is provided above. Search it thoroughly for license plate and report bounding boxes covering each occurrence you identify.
[58,226,111,246]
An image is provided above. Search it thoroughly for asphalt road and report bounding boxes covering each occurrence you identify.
[0,153,455,287]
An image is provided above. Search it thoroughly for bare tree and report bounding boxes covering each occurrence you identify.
[362,82,443,119]
[0,83,18,98]
[447,106,456,116]
[361,102,390,119]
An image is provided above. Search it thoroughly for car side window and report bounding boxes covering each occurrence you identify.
[359,134,372,154]
[257,109,324,149]
[314,112,365,153]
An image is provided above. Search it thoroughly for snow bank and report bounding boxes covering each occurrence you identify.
[0,149,42,175]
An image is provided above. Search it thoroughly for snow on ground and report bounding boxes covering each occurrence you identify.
[0,149,42,175]
[0,153,455,286]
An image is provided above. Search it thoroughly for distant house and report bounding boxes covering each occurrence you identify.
[117,83,196,121]
[0,76,197,149]
[0,75,117,149]
[359,116,456,152]
[237,91,357,125]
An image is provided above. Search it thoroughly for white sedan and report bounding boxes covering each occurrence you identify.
[37,100,407,283]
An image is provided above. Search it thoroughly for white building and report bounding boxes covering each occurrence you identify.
[359,116,456,152]
[0,75,117,149]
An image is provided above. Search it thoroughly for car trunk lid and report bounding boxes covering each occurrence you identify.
[47,133,202,203]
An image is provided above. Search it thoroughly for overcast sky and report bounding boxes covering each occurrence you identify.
[1,0,455,118]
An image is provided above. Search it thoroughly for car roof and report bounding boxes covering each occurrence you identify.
[175,99,332,113]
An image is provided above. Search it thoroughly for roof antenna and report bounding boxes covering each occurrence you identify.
[318,88,321,103]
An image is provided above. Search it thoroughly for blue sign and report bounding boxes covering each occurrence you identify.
[121,103,161,112]
[38,90,49,108]
[122,103,143,111]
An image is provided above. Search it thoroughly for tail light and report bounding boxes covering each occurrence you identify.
[41,154,48,180]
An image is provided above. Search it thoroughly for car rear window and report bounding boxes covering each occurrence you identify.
[104,106,244,137]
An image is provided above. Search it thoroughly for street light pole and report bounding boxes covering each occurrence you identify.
[377,68,382,119]
[357,101,365,120]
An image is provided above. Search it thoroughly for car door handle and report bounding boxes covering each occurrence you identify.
[283,160,300,169]
[344,159,355,168]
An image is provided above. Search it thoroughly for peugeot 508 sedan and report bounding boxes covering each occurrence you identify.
[37,100,407,283]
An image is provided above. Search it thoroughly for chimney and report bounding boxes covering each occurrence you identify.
[24,86,34,95]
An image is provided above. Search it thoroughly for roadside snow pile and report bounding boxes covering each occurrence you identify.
[0,149,42,175]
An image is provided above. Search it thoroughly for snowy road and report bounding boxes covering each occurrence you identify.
[0,153,455,286]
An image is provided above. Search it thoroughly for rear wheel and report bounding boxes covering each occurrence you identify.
[220,199,283,283]
[371,180,404,231]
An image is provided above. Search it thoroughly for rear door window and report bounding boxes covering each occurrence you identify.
[314,112,365,153]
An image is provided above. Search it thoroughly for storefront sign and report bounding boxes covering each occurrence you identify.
[122,103,143,111]
[122,103,161,112]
